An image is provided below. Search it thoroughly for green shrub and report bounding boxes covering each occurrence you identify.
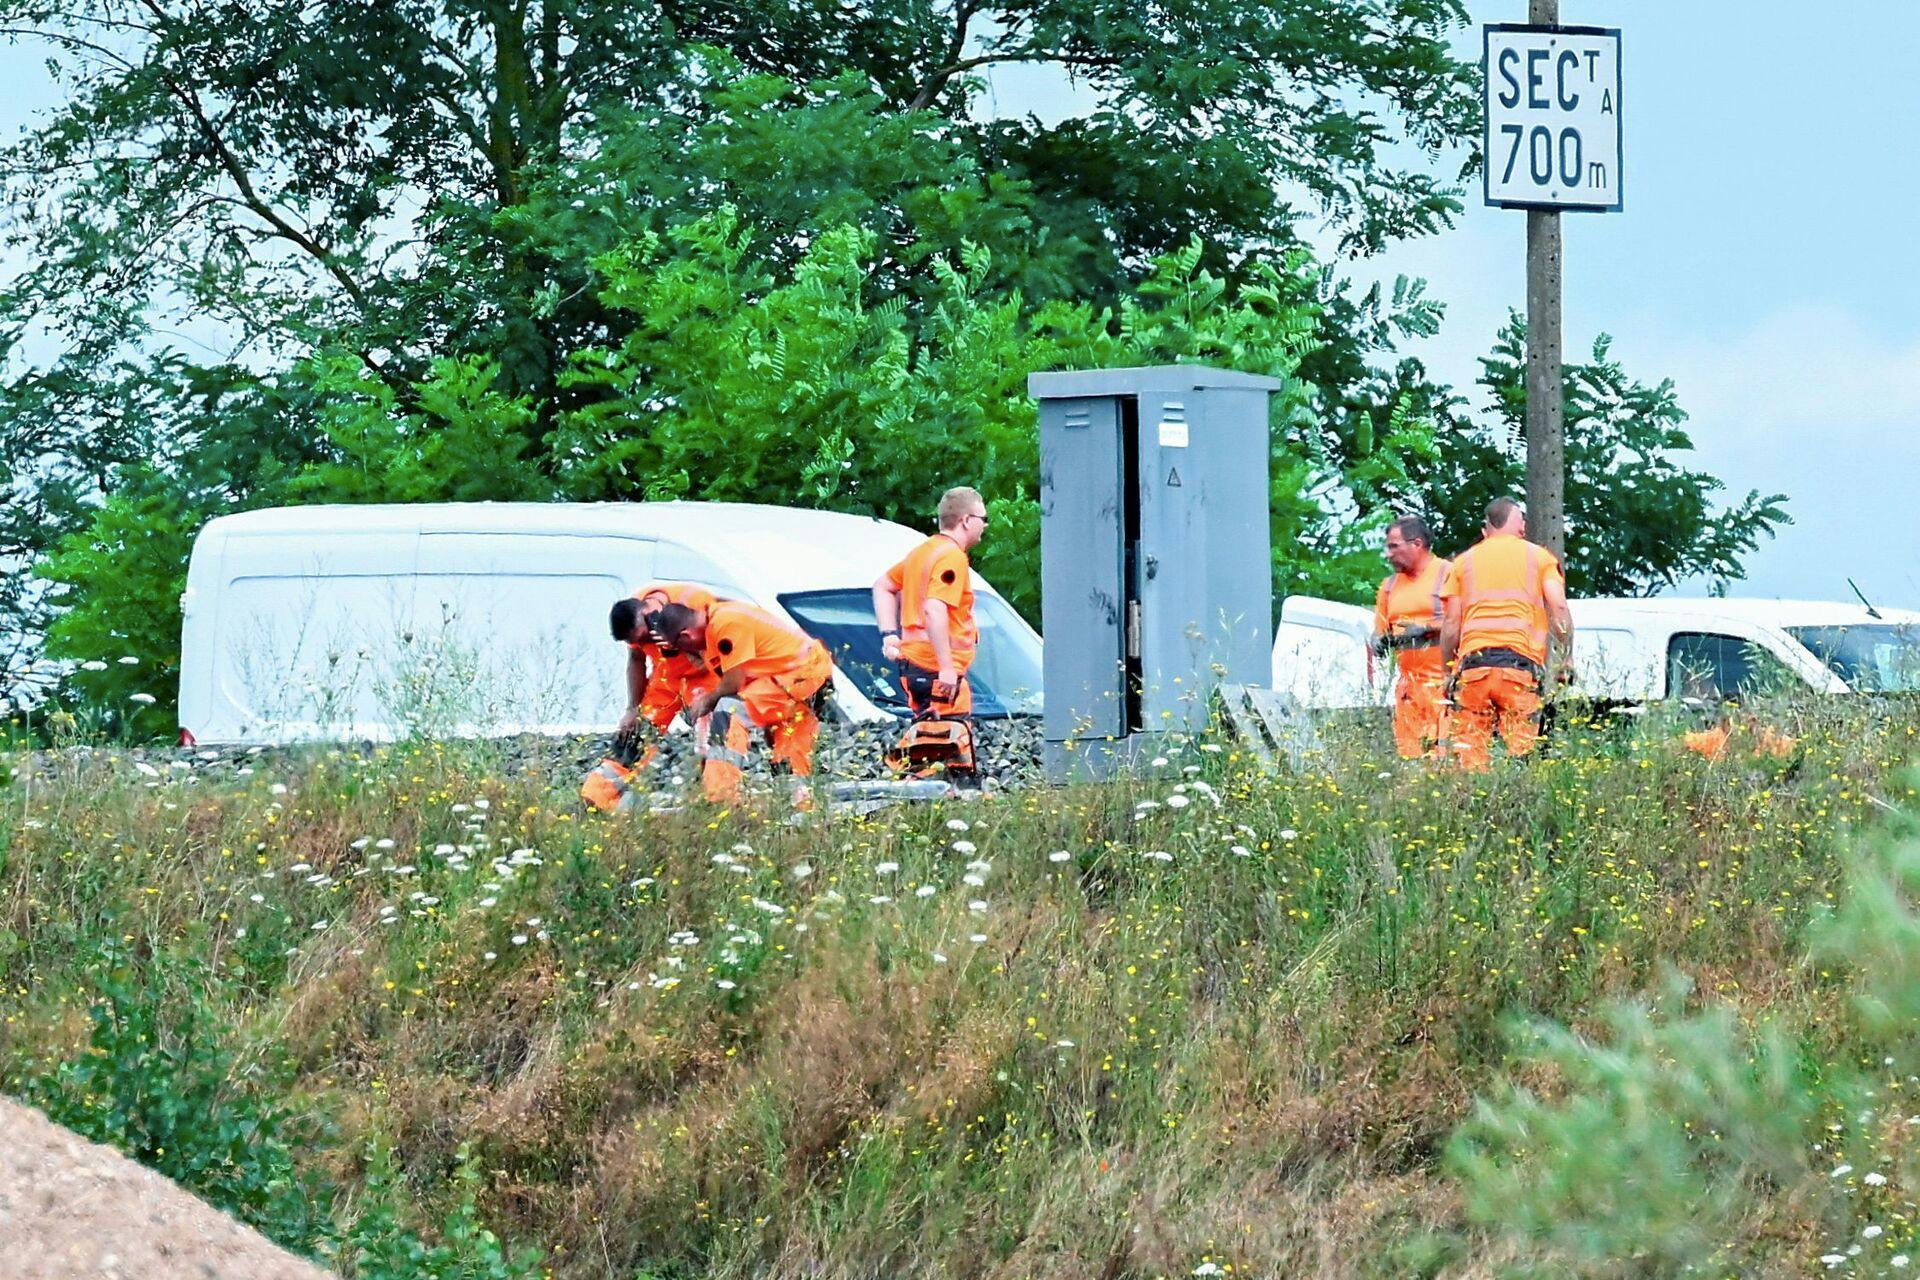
[17,947,330,1253]
[342,1137,544,1280]
[1446,978,1818,1276]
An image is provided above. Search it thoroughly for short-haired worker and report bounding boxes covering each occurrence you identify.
[1373,515,1451,758]
[1439,497,1574,770]
[873,487,989,719]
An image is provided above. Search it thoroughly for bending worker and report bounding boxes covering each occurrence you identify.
[652,599,835,809]
[1373,515,1451,758]
[608,583,736,801]
[1438,497,1574,770]
[873,486,988,718]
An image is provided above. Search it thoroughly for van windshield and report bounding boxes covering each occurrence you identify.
[1789,624,1920,693]
[779,589,1044,718]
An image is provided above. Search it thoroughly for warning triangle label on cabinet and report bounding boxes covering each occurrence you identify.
[1166,468,1183,488]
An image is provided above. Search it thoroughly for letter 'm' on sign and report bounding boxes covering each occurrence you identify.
[1482,24,1622,212]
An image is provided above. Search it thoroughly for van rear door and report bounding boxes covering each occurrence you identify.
[1271,596,1384,709]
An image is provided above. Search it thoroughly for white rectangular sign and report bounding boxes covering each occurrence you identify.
[1483,24,1622,212]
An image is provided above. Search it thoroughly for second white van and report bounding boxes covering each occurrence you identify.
[1271,593,1920,710]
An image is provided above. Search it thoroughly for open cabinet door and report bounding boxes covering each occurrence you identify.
[1271,596,1387,710]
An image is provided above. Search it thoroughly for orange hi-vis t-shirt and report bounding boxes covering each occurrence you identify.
[703,601,822,683]
[885,533,976,672]
[1374,556,1450,678]
[1438,533,1563,665]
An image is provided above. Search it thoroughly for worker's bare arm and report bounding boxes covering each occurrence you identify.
[618,647,649,736]
[687,667,746,721]
[872,575,902,660]
[923,597,956,682]
[1439,597,1463,667]
[1543,572,1575,680]
[1543,572,1573,643]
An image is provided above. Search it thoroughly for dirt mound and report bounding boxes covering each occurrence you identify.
[0,1096,334,1280]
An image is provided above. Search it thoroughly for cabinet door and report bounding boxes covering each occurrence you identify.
[1134,390,1211,729]
[1040,397,1126,741]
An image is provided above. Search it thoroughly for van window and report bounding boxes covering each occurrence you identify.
[1790,624,1920,693]
[779,589,1043,718]
[1666,632,1801,702]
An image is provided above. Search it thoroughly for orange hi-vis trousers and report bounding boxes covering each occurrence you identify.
[636,662,741,802]
[1391,657,1448,759]
[702,644,834,804]
[1450,666,1542,771]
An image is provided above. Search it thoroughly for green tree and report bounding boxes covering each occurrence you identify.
[554,210,1410,620]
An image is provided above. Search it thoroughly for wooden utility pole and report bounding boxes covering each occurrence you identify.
[1525,0,1566,559]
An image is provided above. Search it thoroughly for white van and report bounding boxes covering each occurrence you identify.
[1271,594,1920,709]
[178,502,1043,745]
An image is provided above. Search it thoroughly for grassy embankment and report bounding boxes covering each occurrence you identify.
[5,704,1920,1278]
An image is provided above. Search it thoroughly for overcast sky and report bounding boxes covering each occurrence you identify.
[5,3,1917,605]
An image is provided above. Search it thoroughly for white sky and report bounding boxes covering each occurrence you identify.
[6,4,1918,606]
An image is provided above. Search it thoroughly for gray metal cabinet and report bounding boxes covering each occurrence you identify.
[1031,366,1283,779]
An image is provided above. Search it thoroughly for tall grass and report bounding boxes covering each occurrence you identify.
[2,701,1917,1277]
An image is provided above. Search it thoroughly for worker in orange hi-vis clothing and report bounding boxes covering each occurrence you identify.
[873,486,988,718]
[653,599,835,810]
[1372,515,1451,759]
[606,583,737,801]
[1438,496,1575,771]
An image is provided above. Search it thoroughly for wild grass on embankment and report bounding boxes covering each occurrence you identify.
[4,703,1920,1278]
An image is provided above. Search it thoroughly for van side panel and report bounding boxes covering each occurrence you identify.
[409,532,654,735]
